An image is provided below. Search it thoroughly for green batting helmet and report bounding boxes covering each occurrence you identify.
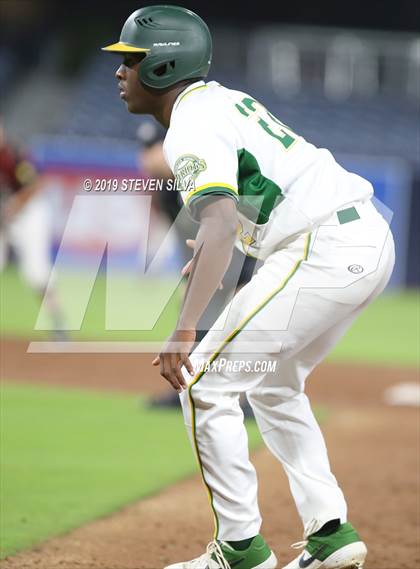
[102,5,212,89]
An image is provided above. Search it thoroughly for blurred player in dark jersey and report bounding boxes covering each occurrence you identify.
[0,121,66,337]
[136,119,196,265]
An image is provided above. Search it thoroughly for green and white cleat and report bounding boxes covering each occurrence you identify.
[282,523,367,569]
[164,535,277,569]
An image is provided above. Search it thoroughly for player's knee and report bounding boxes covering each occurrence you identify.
[248,385,301,407]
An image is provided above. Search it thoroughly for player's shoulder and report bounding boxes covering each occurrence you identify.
[0,142,20,163]
[165,80,239,146]
[173,81,244,124]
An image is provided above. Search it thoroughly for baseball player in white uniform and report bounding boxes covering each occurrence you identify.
[103,6,395,569]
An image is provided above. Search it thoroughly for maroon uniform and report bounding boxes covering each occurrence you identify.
[0,144,37,197]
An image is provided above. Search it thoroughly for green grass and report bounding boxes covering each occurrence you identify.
[0,267,182,341]
[0,382,263,558]
[0,267,418,366]
[327,288,419,367]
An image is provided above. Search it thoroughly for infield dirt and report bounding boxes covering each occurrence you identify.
[1,338,419,569]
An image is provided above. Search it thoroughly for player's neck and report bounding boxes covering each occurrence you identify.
[153,82,194,128]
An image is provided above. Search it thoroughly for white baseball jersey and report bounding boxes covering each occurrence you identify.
[163,79,395,548]
[164,80,373,259]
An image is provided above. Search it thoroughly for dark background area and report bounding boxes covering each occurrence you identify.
[2,0,420,31]
[1,0,419,73]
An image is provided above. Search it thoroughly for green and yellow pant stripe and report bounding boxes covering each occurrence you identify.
[187,233,312,539]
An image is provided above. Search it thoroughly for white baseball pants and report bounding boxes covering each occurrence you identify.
[179,198,395,541]
[0,194,51,290]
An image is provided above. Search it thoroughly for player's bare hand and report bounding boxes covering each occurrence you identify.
[181,258,193,277]
[152,328,196,392]
[181,239,195,277]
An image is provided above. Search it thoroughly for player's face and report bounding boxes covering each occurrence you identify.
[116,54,155,114]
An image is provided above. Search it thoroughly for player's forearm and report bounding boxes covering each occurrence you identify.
[177,218,237,330]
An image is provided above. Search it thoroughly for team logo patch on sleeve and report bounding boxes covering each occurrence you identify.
[174,154,207,193]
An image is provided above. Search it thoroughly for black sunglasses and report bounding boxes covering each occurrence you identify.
[122,53,147,68]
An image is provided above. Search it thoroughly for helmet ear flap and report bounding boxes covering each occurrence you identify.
[153,60,175,77]
[139,57,177,89]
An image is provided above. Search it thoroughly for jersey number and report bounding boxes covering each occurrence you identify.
[235,97,297,150]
